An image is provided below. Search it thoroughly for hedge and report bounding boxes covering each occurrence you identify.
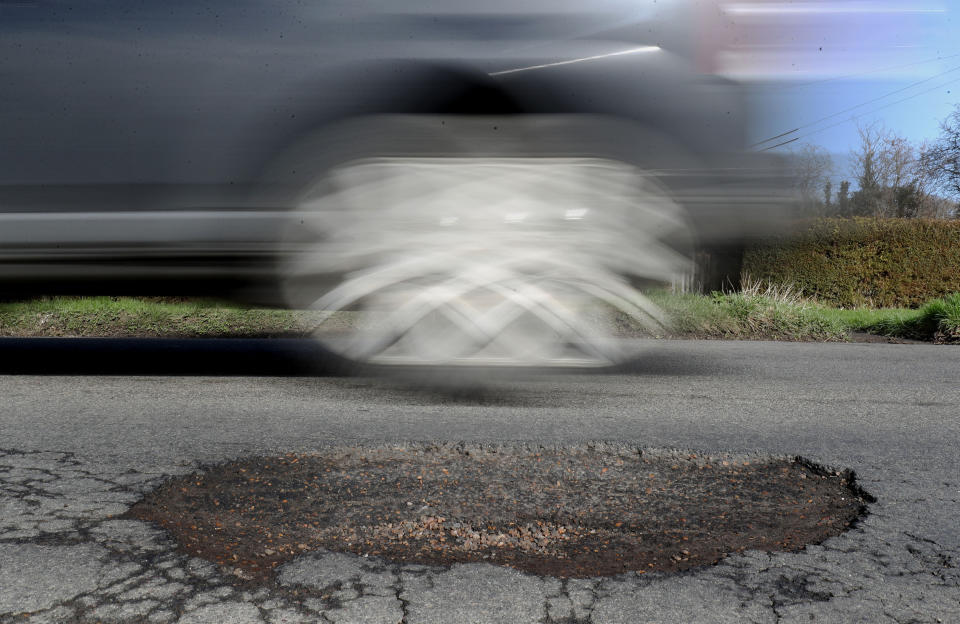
[742,218,960,308]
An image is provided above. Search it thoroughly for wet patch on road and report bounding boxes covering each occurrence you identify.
[125,444,872,582]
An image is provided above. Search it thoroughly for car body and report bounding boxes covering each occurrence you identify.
[0,0,793,365]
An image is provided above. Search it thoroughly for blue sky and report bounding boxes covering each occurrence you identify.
[733,1,960,179]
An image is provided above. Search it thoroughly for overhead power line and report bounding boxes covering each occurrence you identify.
[783,75,960,145]
[750,128,799,148]
[760,137,799,151]
[753,63,960,148]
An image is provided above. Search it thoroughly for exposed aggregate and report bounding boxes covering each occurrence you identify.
[126,446,868,579]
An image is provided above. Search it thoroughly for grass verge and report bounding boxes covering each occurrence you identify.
[820,293,960,343]
[648,291,849,341]
[650,289,960,343]
[1,292,957,343]
[0,297,320,338]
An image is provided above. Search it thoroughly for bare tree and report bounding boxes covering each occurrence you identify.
[912,140,940,216]
[849,122,887,216]
[882,133,921,217]
[850,122,932,217]
[790,143,833,215]
[922,105,960,200]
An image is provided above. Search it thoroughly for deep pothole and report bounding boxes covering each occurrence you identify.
[125,444,872,580]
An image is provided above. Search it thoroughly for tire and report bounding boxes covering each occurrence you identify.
[277,114,696,368]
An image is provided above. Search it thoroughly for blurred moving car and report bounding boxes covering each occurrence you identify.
[0,0,792,367]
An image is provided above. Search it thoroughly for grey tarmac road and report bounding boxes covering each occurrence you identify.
[0,339,958,623]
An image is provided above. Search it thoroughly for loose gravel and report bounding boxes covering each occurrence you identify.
[125,444,871,582]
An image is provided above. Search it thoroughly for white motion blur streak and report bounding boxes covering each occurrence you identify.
[489,46,660,76]
[722,2,943,14]
[286,158,691,367]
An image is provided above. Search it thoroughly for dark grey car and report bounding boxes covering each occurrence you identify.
[0,0,792,366]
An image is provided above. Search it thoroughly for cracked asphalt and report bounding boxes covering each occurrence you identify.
[0,339,958,623]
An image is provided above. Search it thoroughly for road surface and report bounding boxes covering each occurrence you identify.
[1,339,958,623]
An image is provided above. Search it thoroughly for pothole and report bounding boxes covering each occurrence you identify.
[125,444,872,580]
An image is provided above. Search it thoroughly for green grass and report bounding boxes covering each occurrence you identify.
[650,288,960,343]
[1,291,958,343]
[922,292,960,337]
[819,307,919,336]
[649,291,849,341]
[0,296,319,338]
[808,293,960,342]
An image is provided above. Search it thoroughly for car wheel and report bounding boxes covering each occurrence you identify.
[278,114,695,368]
